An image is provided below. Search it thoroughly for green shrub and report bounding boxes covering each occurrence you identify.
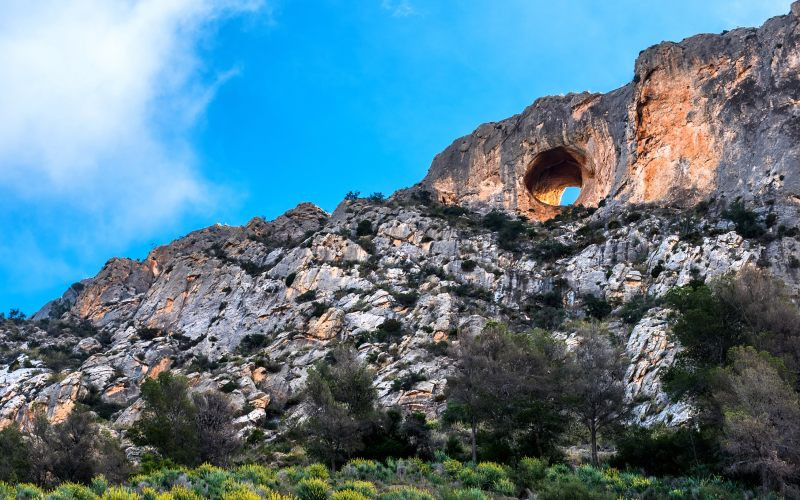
[221,481,262,500]
[391,372,427,391]
[492,478,515,496]
[90,476,110,496]
[618,294,655,325]
[442,488,487,500]
[305,464,330,482]
[100,486,141,500]
[456,468,480,488]
[331,490,369,500]
[356,220,374,237]
[296,478,330,500]
[13,483,44,499]
[537,476,612,500]
[583,294,612,320]
[460,260,477,272]
[233,464,277,488]
[722,200,765,238]
[532,240,572,261]
[239,334,268,352]
[335,481,377,498]
[482,211,530,251]
[379,486,434,500]
[392,292,419,308]
[285,273,297,287]
[0,482,14,500]
[474,462,507,490]
[48,483,97,500]
[340,459,390,482]
[296,290,318,303]
[514,457,548,490]
[442,459,463,479]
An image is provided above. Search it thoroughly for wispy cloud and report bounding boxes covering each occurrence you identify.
[0,0,265,309]
[381,0,417,18]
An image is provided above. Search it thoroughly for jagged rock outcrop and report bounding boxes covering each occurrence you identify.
[3,4,800,448]
[420,3,800,220]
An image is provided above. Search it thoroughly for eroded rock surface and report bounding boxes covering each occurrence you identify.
[419,4,800,221]
[4,4,800,448]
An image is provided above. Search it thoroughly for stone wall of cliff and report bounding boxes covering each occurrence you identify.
[420,3,800,220]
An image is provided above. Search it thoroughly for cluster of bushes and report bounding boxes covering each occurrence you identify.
[354,319,406,346]
[659,268,800,494]
[0,457,762,499]
[481,211,532,251]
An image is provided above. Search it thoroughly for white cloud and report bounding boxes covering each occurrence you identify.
[381,0,417,18]
[0,0,263,238]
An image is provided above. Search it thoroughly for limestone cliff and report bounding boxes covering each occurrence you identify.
[420,3,800,220]
[3,4,800,447]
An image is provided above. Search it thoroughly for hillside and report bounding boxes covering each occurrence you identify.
[2,1,800,472]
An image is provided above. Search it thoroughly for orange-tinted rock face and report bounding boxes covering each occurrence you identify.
[419,4,800,220]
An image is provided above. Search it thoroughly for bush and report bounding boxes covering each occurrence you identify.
[340,459,389,482]
[442,459,463,479]
[611,425,719,477]
[335,481,377,498]
[285,273,297,287]
[391,372,427,391]
[0,426,31,483]
[442,488,487,500]
[460,260,477,272]
[232,464,277,488]
[618,295,655,325]
[102,486,142,500]
[492,478,515,496]
[296,478,330,500]
[296,290,318,303]
[392,292,419,308]
[356,221,374,237]
[331,490,369,500]
[723,200,765,238]
[48,483,96,499]
[583,294,612,320]
[482,211,529,251]
[514,457,548,491]
[137,327,163,341]
[379,486,434,500]
[239,334,267,352]
[474,462,508,490]
[310,302,329,318]
[532,240,572,261]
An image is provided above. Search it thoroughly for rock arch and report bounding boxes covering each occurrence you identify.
[524,147,588,207]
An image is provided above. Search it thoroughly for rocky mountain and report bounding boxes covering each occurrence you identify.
[2,3,800,448]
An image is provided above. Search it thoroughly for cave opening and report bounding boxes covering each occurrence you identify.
[524,147,586,207]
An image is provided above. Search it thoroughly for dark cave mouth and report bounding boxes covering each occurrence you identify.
[524,147,586,207]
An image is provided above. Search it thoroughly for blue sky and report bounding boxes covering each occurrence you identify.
[0,0,791,314]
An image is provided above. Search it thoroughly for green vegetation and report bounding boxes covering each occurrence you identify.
[657,268,800,494]
[3,267,800,497]
[722,199,766,239]
[129,372,240,467]
[481,211,531,251]
[0,458,765,499]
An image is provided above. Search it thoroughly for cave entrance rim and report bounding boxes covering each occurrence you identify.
[524,146,591,207]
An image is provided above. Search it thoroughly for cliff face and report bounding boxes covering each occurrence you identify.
[3,4,800,445]
[421,3,800,220]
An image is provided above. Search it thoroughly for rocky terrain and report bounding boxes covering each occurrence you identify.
[421,2,800,220]
[2,2,800,453]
